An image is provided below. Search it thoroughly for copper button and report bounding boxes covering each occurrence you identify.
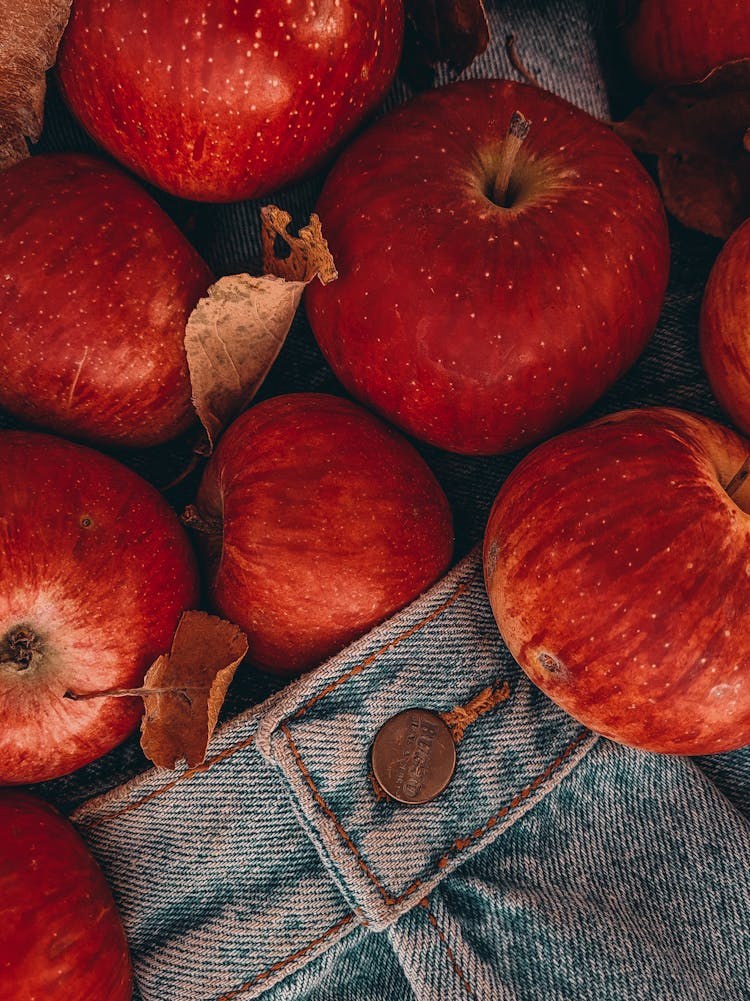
[371,708,456,805]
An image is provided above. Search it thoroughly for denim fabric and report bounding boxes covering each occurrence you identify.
[71,552,750,1000]
[17,0,750,999]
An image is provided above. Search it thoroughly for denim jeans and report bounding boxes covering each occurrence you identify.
[27,1,750,999]
[71,552,750,1000]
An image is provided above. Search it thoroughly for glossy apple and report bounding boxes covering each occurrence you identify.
[0,432,199,784]
[0,153,211,447]
[700,218,750,435]
[484,407,750,754]
[56,0,404,202]
[619,0,750,86]
[305,79,670,455]
[189,393,453,674]
[0,790,132,1000]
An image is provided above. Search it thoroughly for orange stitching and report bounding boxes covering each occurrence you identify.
[82,568,476,832]
[292,579,473,720]
[281,723,397,903]
[282,723,591,906]
[213,913,354,1001]
[421,899,477,999]
[435,728,591,868]
[86,734,256,829]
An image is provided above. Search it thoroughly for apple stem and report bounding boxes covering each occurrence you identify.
[181,504,222,535]
[725,455,750,497]
[64,686,194,704]
[493,111,531,207]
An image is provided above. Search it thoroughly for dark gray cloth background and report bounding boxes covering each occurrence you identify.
[6,0,733,818]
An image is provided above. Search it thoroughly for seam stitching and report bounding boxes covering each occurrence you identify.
[291,578,473,720]
[83,573,475,830]
[422,899,478,999]
[283,725,591,906]
[212,913,354,1001]
[85,735,256,829]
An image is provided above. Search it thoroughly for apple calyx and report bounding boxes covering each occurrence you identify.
[0,626,41,672]
[492,110,532,207]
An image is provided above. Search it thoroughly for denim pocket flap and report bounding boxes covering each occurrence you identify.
[257,550,598,928]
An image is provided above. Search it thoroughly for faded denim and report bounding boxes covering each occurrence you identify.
[24,1,750,999]
[72,554,750,1000]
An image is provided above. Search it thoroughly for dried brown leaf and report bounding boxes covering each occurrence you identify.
[185,208,336,450]
[260,205,338,284]
[613,58,750,239]
[0,0,72,170]
[403,0,490,85]
[139,611,248,770]
[657,153,750,240]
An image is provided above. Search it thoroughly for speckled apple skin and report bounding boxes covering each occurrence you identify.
[700,218,750,435]
[483,407,750,755]
[620,0,750,86]
[0,790,133,1000]
[0,433,200,784]
[194,393,454,675]
[56,0,404,202]
[0,154,212,447]
[306,79,670,455]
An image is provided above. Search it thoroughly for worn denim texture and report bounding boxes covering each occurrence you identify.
[70,555,750,1000]
[18,1,750,999]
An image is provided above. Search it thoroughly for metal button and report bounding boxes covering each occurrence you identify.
[371,708,456,805]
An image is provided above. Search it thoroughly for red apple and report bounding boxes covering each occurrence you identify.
[0,153,212,447]
[0,431,199,784]
[483,406,750,755]
[56,0,405,202]
[305,79,670,455]
[189,393,453,675]
[619,0,750,87]
[0,790,132,1000]
[700,217,750,435]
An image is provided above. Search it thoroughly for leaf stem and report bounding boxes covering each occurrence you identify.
[65,687,194,705]
[726,455,750,498]
[505,34,540,88]
[159,452,204,493]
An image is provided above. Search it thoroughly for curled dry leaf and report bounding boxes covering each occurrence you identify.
[403,0,490,86]
[613,58,750,239]
[0,0,72,170]
[139,611,248,770]
[185,207,337,450]
[260,205,338,283]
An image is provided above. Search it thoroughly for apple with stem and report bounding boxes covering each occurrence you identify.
[0,153,212,448]
[0,789,133,1000]
[56,0,405,202]
[619,0,750,87]
[0,431,199,784]
[186,393,454,675]
[306,79,670,455]
[483,406,750,754]
[700,217,750,436]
